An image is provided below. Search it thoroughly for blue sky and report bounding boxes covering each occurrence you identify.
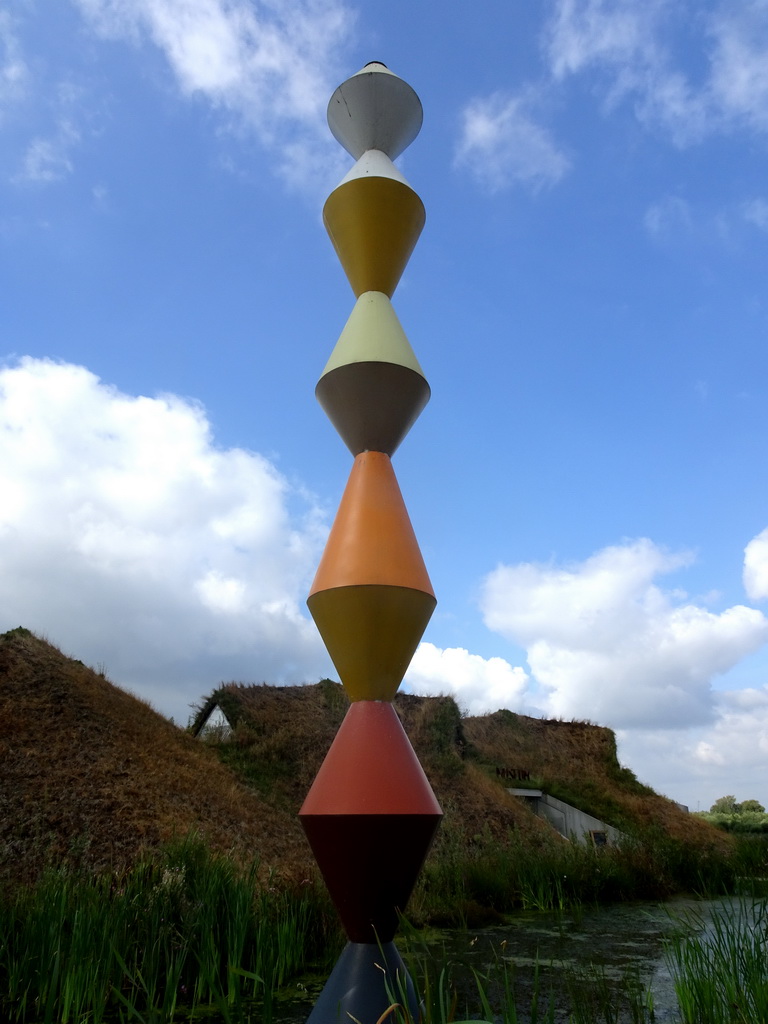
[2,0,768,811]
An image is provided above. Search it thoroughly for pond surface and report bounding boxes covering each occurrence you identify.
[275,897,738,1024]
[405,898,706,1022]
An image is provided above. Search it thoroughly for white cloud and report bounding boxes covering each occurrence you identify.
[480,539,768,729]
[455,0,768,193]
[744,526,768,600]
[15,120,80,183]
[708,1,768,134]
[0,11,27,113]
[454,91,570,193]
[693,741,726,767]
[618,684,768,806]
[7,73,87,186]
[405,642,529,715]
[644,194,691,238]
[742,197,768,231]
[72,0,354,190]
[545,0,710,143]
[547,0,664,83]
[544,0,768,146]
[0,357,331,718]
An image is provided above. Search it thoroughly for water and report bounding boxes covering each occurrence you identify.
[274,898,735,1024]
[397,897,750,1023]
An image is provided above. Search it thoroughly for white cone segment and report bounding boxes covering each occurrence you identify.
[327,62,423,161]
[339,149,410,187]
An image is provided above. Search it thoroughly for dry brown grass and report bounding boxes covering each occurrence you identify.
[0,629,303,883]
[197,682,729,862]
[193,678,348,803]
[2,628,730,889]
[461,708,731,855]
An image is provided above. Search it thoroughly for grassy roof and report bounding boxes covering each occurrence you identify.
[1,627,730,887]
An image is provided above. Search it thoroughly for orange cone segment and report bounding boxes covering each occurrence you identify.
[309,451,433,595]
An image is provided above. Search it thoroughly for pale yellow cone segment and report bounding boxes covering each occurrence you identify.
[338,150,410,187]
[321,291,425,377]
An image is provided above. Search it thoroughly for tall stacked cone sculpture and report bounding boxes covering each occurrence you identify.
[300,63,442,1024]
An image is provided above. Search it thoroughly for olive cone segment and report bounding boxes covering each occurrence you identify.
[323,176,425,298]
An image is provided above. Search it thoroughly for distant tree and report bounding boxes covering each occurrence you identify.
[710,795,739,814]
[739,799,766,814]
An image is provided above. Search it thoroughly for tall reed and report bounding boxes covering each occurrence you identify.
[410,826,720,926]
[3,830,765,1023]
[665,898,768,1024]
[391,939,659,1024]
[0,837,341,1023]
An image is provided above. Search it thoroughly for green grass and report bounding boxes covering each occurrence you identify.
[409,826,760,927]
[3,830,766,1023]
[0,837,342,1024]
[666,898,768,1024]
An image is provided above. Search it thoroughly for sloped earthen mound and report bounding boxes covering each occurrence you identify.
[1,628,730,887]
[0,629,299,883]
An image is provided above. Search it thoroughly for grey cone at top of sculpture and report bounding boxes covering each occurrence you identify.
[300,63,442,1024]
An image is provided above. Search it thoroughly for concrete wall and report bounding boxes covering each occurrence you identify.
[508,789,625,846]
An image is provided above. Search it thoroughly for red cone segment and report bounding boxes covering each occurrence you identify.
[300,702,441,942]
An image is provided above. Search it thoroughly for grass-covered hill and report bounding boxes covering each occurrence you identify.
[1,628,730,888]
[193,682,729,858]
[191,681,562,855]
[0,628,295,883]
[461,710,725,849]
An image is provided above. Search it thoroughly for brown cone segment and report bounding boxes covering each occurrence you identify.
[316,361,430,456]
[301,814,440,941]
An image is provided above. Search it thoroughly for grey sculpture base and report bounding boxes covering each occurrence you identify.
[307,940,418,1024]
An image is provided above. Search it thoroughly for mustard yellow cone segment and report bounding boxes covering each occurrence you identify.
[307,584,436,701]
[323,177,425,298]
